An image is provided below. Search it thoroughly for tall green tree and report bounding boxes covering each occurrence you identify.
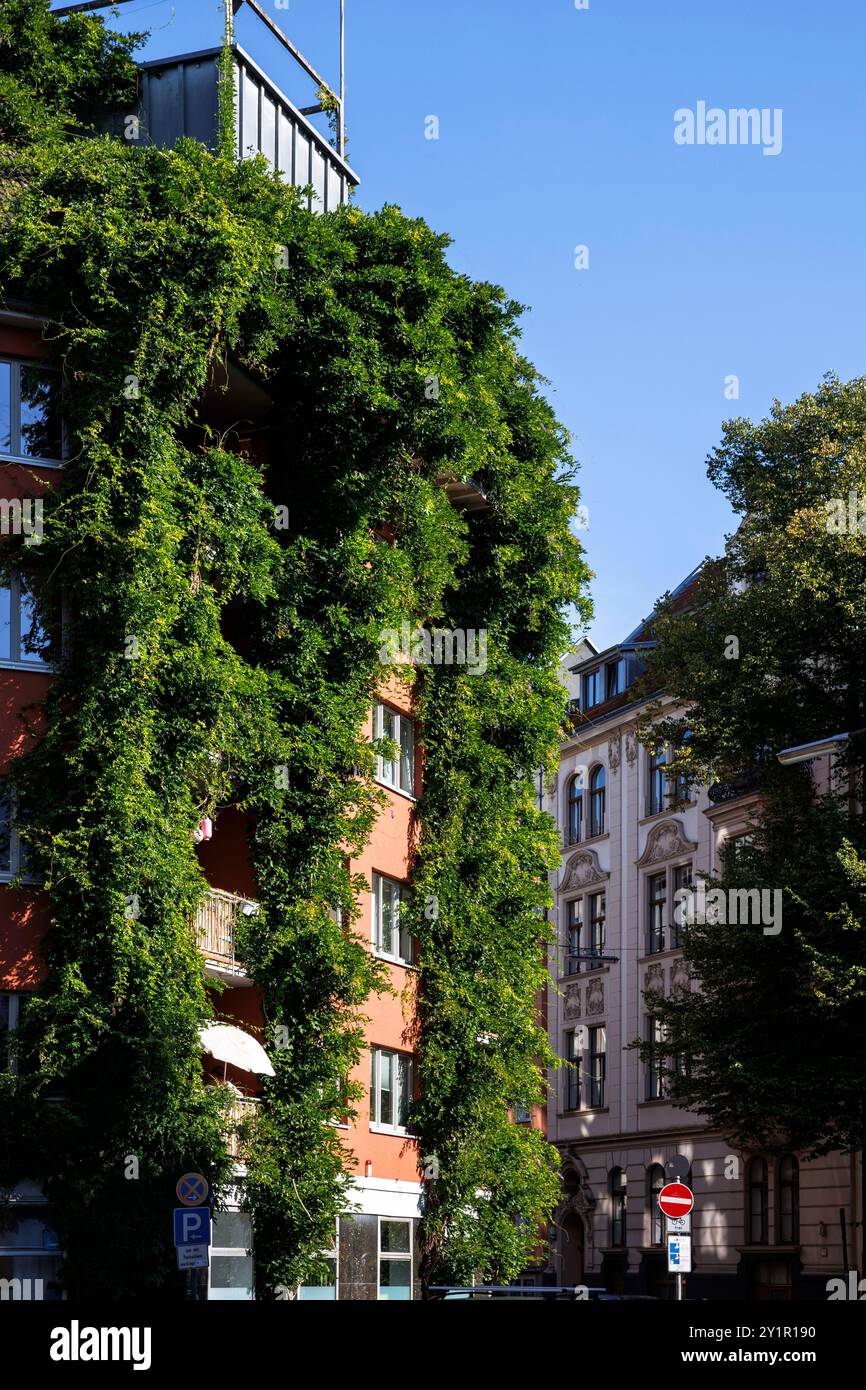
[639,375,866,1155]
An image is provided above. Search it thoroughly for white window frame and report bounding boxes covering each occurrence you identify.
[0,572,53,671]
[0,357,64,468]
[207,1207,254,1302]
[377,1216,413,1301]
[373,701,415,797]
[369,1045,413,1134]
[371,871,414,966]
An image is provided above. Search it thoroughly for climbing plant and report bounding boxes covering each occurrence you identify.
[0,0,590,1297]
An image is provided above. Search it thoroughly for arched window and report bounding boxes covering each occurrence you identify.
[589,765,606,838]
[748,1157,768,1244]
[778,1154,799,1244]
[566,774,583,845]
[610,1167,627,1247]
[647,1164,665,1246]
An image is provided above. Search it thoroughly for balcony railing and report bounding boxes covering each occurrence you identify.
[195,887,254,978]
[707,770,760,805]
[225,1093,260,1161]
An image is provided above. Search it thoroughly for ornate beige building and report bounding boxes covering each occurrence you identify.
[541,574,860,1299]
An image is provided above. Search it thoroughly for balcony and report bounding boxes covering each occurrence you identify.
[707,770,760,805]
[224,1091,260,1162]
[125,43,358,213]
[195,887,256,985]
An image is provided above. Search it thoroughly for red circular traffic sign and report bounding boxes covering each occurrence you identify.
[658,1182,694,1218]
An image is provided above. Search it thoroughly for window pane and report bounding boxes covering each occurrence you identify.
[0,785,10,874]
[210,1254,254,1298]
[379,1051,393,1125]
[380,1220,411,1253]
[396,1054,411,1127]
[298,1256,337,1300]
[18,580,48,663]
[399,717,414,794]
[19,366,62,460]
[398,889,413,964]
[212,1211,251,1249]
[0,363,10,453]
[379,1258,412,1299]
[0,584,11,662]
[380,877,394,954]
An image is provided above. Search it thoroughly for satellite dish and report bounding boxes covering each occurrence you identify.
[666,1154,691,1183]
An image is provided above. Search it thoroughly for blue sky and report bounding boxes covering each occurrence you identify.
[67,0,866,649]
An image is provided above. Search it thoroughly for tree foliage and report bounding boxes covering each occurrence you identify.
[637,375,866,1155]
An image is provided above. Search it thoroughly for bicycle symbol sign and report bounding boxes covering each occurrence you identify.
[176,1172,209,1207]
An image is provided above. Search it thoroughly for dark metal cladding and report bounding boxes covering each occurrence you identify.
[127,45,358,213]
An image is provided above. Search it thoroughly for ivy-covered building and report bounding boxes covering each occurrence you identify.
[0,2,585,1300]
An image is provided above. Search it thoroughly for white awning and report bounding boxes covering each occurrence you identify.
[199,1023,275,1077]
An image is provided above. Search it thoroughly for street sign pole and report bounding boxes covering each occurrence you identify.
[175,1173,211,1301]
[660,1182,694,1301]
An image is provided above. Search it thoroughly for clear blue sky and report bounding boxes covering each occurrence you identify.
[62,0,866,649]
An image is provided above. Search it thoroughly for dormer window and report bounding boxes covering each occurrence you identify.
[605,659,625,699]
[582,668,601,709]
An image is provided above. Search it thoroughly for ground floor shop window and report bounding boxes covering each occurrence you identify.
[209,1210,253,1301]
[0,1208,63,1300]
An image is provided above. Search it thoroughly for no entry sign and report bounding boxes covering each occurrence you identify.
[658,1182,694,1218]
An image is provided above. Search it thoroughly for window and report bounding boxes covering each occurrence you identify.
[609,1167,627,1247]
[671,863,692,949]
[566,773,583,845]
[778,1155,799,1244]
[0,574,50,667]
[648,1165,665,1245]
[371,873,414,965]
[587,1024,606,1108]
[589,765,605,837]
[0,992,28,1072]
[647,872,666,954]
[0,359,63,462]
[671,733,693,805]
[373,702,415,796]
[724,832,755,867]
[0,780,33,881]
[378,1218,412,1300]
[513,1101,532,1124]
[565,898,582,974]
[605,659,625,700]
[370,1047,413,1131]
[648,746,668,815]
[588,891,606,970]
[582,668,601,709]
[209,1210,254,1301]
[748,1157,768,1245]
[646,1017,666,1100]
[564,1029,580,1111]
[298,1225,338,1301]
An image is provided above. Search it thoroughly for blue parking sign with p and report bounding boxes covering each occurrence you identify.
[174,1206,211,1247]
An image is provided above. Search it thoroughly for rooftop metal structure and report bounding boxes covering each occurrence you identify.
[53,0,357,211]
